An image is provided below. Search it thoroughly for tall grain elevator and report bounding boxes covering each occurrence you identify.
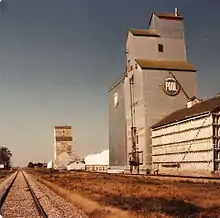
[53,125,74,169]
[109,9,198,173]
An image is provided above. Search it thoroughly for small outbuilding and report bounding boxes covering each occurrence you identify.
[67,161,85,171]
[47,161,53,169]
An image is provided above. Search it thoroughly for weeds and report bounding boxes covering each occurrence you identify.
[29,169,220,217]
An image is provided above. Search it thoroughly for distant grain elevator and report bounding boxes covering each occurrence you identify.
[54,125,74,169]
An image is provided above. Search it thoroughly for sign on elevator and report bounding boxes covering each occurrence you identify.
[163,77,180,96]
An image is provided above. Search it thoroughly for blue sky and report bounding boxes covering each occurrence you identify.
[0,0,219,166]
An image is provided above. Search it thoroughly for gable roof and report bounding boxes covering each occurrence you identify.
[68,161,85,165]
[136,59,196,72]
[129,29,160,37]
[152,96,220,129]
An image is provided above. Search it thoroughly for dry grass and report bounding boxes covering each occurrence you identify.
[33,174,132,218]
[0,170,15,183]
[29,169,220,218]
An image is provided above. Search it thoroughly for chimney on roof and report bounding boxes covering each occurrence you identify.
[174,8,179,16]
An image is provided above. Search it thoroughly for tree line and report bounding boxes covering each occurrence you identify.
[27,162,46,168]
[0,146,12,169]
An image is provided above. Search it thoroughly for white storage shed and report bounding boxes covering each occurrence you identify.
[67,161,85,171]
[151,96,220,176]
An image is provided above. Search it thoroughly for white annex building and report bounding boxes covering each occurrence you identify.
[85,149,109,172]
[151,96,220,176]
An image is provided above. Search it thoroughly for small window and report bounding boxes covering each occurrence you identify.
[158,44,164,52]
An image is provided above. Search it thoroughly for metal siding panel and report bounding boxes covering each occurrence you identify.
[157,38,187,60]
[151,115,214,175]
[109,78,127,167]
[126,32,135,61]
[130,34,186,61]
[149,14,158,30]
[154,18,184,39]
[133,37,158,60]
[143,69,197,168]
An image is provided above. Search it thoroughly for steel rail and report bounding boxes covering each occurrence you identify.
[83,170,220,183]
[22,170,48,218]
[0,170,19,217]
[148,173,220,180]
[146,174,220,183]
[114,172,220,183]
[0,170,19,210]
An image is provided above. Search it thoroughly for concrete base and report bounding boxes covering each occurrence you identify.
[156,169,220,177]
[108,165,148,175]
[108,165,128,174]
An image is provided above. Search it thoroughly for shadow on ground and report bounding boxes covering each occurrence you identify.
[100,194,220,217]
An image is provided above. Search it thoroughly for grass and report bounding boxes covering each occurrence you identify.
[0,170,15,182]
[29,169,220,217]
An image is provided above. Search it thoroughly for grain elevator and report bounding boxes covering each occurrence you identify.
[109,9,198,173]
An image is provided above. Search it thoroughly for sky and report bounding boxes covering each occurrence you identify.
[0,0,219,166]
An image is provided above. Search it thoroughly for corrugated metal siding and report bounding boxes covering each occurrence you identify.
[126,32,136,68]
[156,38,187,60]
[109,78,127,167]
[143,69,197,168]
[148,14,186,60]
[123,77,131,161]
[133,37,158,60]
[150,14,185,39]
[127,33,186,61]
[151,114,213,175]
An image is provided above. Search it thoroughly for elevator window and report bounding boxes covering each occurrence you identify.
[158,44,164,52]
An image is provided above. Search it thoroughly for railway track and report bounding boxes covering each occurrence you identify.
[0,170,46,218]
[83,170,220,183]
[0,170,87,218]
[114,172,220,183]
[149,173,220,182]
